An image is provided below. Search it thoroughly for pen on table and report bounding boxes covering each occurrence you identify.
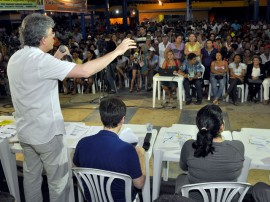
[163,136,173,143]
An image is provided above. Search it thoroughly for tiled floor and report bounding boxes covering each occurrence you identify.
[0,87,270,200]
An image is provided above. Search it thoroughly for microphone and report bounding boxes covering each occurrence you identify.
[59,45,73,62]
[59,45,66,53]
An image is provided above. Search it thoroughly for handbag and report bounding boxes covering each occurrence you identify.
[215,75,224,80]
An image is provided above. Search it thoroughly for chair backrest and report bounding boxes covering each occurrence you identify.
[237,156,251,182]
[72,167,133,202]
[181,182,251,202]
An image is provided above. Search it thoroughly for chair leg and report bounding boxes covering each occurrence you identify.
[162,161,169,181]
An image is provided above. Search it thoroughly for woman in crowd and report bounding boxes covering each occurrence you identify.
[242,49,253,65]
[164,33,185,62]
[184,33,201,61]
[129,47,143,93]
[210,52,228,105]
[246,55,265,103]
[82,49,96,93]
[223,54,246,105]
[175,104,244,200]
[161,50,181,102]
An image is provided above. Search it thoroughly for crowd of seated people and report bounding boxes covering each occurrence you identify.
[1,17,270,105]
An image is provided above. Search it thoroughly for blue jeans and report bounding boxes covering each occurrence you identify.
[210,75,226,100]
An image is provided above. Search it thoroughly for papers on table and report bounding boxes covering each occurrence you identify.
[0,124,16,138]
[249,135,270,151]
[65,122,89,138]
[163,132,192,144]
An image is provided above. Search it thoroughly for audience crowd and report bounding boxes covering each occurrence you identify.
[1,17,270,104]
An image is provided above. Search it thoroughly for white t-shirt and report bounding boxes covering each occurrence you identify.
[158,41,171,68]
[251,67,261,77]
[7,46,75,145]
[229,62,246,76]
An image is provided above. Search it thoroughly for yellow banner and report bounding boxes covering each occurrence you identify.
[0,0,39,10]
[44,0,87,13]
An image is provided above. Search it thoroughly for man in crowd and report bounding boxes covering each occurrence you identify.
[7,13,135,202]
[178,53,204,105]
[73,97,145,201]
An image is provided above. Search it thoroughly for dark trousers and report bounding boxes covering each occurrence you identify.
[183,78,202,102]
[106,62,117,91]
[248,79,262,99]
[227,78,243,102]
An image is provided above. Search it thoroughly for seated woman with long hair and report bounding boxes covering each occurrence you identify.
[175,105,244,197]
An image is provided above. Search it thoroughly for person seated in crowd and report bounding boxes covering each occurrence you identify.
[246,55,265,103]
[184,33,201,62]
[146,46,159,91]
[210,52,228,105]
[223,54,246,105]
[116,55,129,88]
[161,50,181,102]
[175,104,244,200]
[71,50,83,94]
[252,182,270,202]
[130,46,143,93]
[178,53,204,105]
[262,60,270,105]
[82,49,96,93]
[73,97,145,202]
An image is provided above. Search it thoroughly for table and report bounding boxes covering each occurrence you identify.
[2,122,157,202]
[152,124,232,200]
[0,116,21,202]
[152,74,184,109]
[232,128,270,170]
[120,124,157,202]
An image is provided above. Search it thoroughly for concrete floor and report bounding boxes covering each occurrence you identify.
[1,87,270,188]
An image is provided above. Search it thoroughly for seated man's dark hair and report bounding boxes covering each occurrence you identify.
[99,97,126,128]
[187,53,197,60]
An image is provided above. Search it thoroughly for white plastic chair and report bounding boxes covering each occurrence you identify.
[181,182,251,202]
[73,167,133,202]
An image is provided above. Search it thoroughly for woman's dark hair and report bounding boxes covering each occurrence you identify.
[99,97,126,128]
[192,104,224,158]
[87,49,96,59]
[233,53,243,62]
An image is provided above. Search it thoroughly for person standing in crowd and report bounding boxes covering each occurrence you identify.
[73,97,145,202]
[224,54,246,105]
[184,33,201,61]
[164,33,185,62]
[105,34,118,94]
[158,34,171,69]
[210,52,228,105]
[201,39,218,96]
[7,13,136,202]
[178,53,204,105]
[175,104,244,201]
